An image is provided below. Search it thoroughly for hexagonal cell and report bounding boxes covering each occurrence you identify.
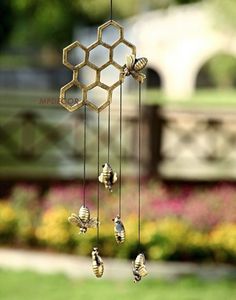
[67,46,85,68]
[98,20,123,46]
[98,22,123,46]
[89,45,110,69]
[113,42,135,67]
[86,86,110,112]
[100,65,121,89]
[63,41,87,70]
[60,82,84,112]
[77,65,97,89]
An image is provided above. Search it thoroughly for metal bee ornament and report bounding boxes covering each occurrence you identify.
[122,54,148,83]
[92,247,104,278]
[132,253,148,283]
[60,0,148,279]
[98,163,118,192]
[112,215,126,244]
[68,206,98,234]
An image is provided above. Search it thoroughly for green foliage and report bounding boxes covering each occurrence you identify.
[207,54,236,88]
[0,0,14,48]
[10,0,81,47]
[0,202,17,243]
[211,0,236,29]
[7,0,203,47]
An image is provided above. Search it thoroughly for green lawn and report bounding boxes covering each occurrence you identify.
[0,269,235,300]
[143,88,236,108]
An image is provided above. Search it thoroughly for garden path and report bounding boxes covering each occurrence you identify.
[0,248,235,280]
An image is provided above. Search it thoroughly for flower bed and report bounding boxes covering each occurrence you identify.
[0,182,235,263]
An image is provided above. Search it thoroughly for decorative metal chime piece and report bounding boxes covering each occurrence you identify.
[121,55,148,83]
[98,163,118,192]
[68,206,98,234]
[132,253,148,283]
[112,215,126,244]
[92,247,104,278]
[61,0,148,282]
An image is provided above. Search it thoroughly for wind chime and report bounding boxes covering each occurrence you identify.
[59,0,148,282]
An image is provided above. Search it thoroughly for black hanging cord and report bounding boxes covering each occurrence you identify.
[107,104,111,163]
[83,105,87,207]
[138,82,142,248]
[97,112,100,246]
[110,0,113,20]
[119,83,123,217]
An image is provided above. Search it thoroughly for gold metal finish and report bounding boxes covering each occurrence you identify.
[98,163,117,192]
[112,215,125,244]
[92,247,104,278]
[59,20,136,112]
[68,205,98,234]
[121,55,148,83]
[132,253,148,283]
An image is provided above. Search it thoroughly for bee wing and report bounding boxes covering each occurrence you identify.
[87,218,99,228]
[115,221,125,232]
[98,174,104,183]
[68,214,83,227]
[126,55,135,69]
[112,172,118,184]
[138,265,148,277]
[131,71,146,83]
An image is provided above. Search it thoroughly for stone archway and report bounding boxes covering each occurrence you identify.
[146,67,162,89]
[130,3,236,100]
[196,52,236,89]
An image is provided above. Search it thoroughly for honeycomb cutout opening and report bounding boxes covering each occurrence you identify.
[60,82,84,112]
[67,46,85,68]
[77,66,98,89]
[99,23,122,46]
[87,86,110,112]
[60,20,137,112]
[100,65,121,89]
[89,45,110,69]
[113,42,135,67]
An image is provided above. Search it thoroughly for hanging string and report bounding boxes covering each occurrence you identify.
[83,105,87,207]
[107,104,111,163]
[138,82,142,248]
[119,83,123,217]
[97,112,100,246]
[110,0,113,20]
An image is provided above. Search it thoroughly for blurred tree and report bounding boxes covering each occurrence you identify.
[8,0,203,48]
[211,0,236,29]
[208,54,236,88]
[10,0,84,47]
[0,0,14,49]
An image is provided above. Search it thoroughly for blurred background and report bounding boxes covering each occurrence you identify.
[0,0,236,299]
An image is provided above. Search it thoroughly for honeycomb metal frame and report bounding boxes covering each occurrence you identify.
[59,20,136,113]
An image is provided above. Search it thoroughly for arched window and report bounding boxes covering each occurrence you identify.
[146,67,162,89]
[196,53,236,89]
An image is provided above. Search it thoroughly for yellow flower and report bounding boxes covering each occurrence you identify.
[0,202,17,233]
[36,206,75,250]
[210,223,236,255]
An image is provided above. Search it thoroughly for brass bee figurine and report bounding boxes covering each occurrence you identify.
[112,215,125,244]
[132,253,148,283]
[91,247,104,278]
[98,163,118,192]
[122,54,148,83]
[68,205,98,234]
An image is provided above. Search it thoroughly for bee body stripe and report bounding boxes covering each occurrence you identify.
[134,58,148,72]
[92,249,104,278]
[114,229,125,244]
[79,206,90,223]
